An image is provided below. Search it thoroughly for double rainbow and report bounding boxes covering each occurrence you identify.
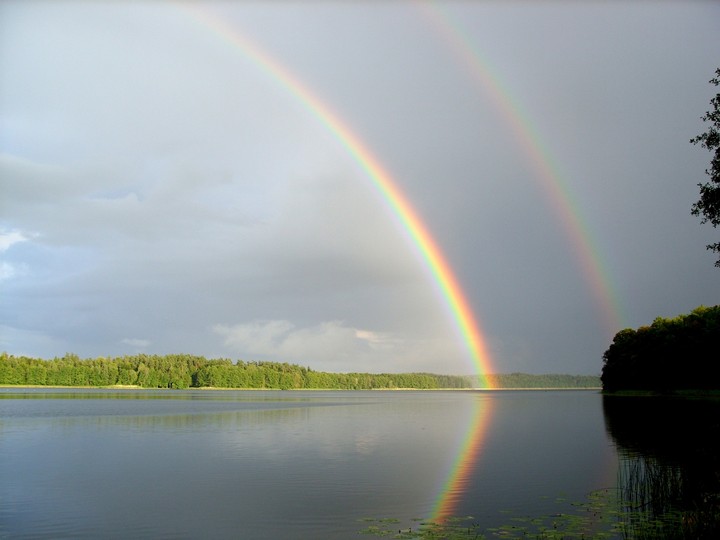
[177,3,626,526]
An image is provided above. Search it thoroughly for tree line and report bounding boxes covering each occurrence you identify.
[601,305,720,392]
[0,353,472,390]
[0,353,600,390]
[485,373,600,389]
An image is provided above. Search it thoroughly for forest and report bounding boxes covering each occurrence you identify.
[0,353,599,390]
[601,305,720,393]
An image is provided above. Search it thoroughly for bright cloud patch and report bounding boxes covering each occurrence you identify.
[0,229,28,252]
[0,229,33,281]
[121,338,151,348]
[212,319,463,374]
[0,262,18,281]
[213,320,405,371]
[354,329,401,349]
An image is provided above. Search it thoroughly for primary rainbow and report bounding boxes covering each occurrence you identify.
[181,5,496,388]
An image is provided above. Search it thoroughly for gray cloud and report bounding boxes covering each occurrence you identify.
[1,1,719,375]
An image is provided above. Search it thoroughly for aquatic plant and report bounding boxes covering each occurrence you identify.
[359,489,624,539]
[359,483,720,539]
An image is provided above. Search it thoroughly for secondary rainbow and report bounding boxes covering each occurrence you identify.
[418,2,626,335]
[180,5,496,388]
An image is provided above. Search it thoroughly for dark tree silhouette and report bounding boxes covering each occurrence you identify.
[691,68,720,267]
[601,305,720,392]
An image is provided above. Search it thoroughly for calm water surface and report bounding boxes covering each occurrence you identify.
[1,389,617,538]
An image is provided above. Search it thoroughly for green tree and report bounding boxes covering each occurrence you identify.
[601,305,720,392]
[691,67,720,267]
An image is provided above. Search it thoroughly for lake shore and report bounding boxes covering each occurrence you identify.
[602,389,720,399]
[1,384,601,391]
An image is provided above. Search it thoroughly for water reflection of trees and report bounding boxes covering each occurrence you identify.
[603,395,720,539]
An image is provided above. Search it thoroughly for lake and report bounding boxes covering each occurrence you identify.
[1,389,716,538]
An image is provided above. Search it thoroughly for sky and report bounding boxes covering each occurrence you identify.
[1,1,719,376]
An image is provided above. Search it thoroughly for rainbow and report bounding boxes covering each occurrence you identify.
[417,3,625,335]
[430,395,494,522]
[180,5,496,388]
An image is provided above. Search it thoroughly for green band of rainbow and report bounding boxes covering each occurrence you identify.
[181,5,496,388]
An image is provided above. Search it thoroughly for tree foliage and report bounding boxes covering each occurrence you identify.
[0,354,472,390]
[485,373,600,389]
[691,68,720,267]
[0,353,600,390]
[601,305,720,392]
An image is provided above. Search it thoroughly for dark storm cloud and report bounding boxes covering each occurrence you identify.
[1,1,718,375]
